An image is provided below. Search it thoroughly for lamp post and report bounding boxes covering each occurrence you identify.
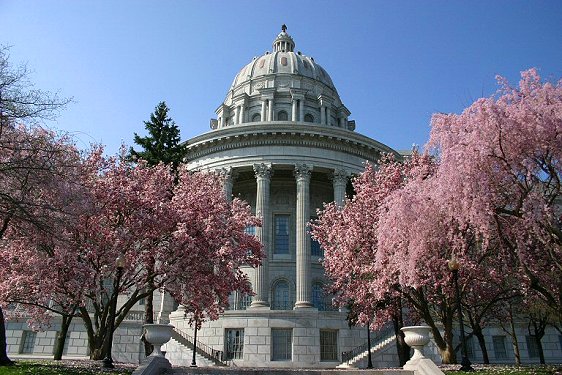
[366,323,373,369]
[190,320,198,367]
[102,255,126,369]
[448,255,474,372]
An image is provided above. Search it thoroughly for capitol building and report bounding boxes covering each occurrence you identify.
[6,26,561,369]
[166,25,400,368]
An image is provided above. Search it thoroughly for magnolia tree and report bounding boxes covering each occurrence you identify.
[0,149,263,360]
[311,155,427,365]
[428,69,562,324]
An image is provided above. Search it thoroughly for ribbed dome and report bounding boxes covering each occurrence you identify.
[230,26,336,92]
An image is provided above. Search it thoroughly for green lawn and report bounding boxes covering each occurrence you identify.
[0,360,133,375]
[443,365,561,375]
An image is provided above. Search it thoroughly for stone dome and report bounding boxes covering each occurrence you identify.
[213,25,353,131]
[230,43,336,92]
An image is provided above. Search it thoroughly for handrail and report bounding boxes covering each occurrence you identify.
[171,327,227,366]
[341,324,395,363]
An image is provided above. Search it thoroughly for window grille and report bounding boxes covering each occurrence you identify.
[238,294,252,310]
[251,113,261,122]
[320,330,338,361]
[20,331,36,354]
[272,281,292,310]
[304,114,314,122]
[492,336,508,360]
[278,111,288,121]
[272,329,292,361]
[225,329,244,360]
[274,215,290,255]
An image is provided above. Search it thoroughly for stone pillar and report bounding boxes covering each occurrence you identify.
[294,164,313,309]
[331,169,348,207]
[261,100,267,121]
[219,167,235,202]
[268,99,274,121]
[251,163,272,308]
[320,106,326,125]
[292,99,297,121]
[326,106,332,126]
[233,106,239,125]
[299,100,304,122]
[239,104,245,124]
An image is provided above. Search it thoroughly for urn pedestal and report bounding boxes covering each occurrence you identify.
[401,325,444,375]
[143,324,174,357]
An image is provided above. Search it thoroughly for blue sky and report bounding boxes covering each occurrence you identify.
[1,0,561,154]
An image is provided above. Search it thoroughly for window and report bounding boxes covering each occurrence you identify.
[272,280,291,310]
[251,113,261,122]
[274,215,290,255]
[278,111,288,121]
[311,237,323,257]
[245,226,256,236]
[20,331,36,354]
[225,329,244,360]
[272,329,292,361]
[304,114,314,123]
[492,335,508,360]
[320,330,338,361]
[312,283,325,311]
[238,294,252,310]
[138,297,145,305]
[526,335,540,358]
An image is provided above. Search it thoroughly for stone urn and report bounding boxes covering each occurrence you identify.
[143,324,174,357]
[401,325,432,361]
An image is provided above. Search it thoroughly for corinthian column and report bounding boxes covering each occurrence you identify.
[331,169,348,207]
[294,164,313,309]
[219,167,236,202]
[251,163,272,308]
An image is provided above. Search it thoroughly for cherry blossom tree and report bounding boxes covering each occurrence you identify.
[311,155,424,365]
[0,148,263,361]
[428,69,562,324]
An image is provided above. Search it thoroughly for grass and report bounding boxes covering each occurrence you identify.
[0,360,134,375]
[443,364,561,375]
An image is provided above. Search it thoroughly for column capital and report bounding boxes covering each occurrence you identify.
[294,164,312,182]
[253,163,273,180]
[330,169,348,185]
[217,166,238,181]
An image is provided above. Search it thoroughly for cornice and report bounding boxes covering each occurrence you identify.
[185,123,400,162]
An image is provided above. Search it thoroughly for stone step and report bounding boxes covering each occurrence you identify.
[168,368,413,375]
[163,338,216,367]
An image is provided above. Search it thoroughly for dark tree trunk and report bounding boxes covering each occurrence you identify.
[393,314,410,366]
[143,291,154,357]
[508,308,521,365]
[0,307,14,366]
[473,327,489,364]
[53,315,73,360]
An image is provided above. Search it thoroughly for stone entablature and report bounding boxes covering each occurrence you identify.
[187,123,400,171]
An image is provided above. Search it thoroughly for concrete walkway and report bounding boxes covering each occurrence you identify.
[166,367,413,375]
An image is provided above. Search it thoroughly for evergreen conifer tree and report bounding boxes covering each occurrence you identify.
[129,101,187,169]
[129,101,187,356]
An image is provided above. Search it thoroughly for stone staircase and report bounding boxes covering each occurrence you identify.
[162,328,226,367]
[337,326,397,369]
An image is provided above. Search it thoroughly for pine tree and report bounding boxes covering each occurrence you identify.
[129,101,187,356]
[129,101,187,169]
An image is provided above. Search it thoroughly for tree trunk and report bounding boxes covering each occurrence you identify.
[0,307,13,366]
[392,304,410,366]
[143,291,154,357]
[473,327,489,364]
[508,309,521,365]
[53,315,73,360]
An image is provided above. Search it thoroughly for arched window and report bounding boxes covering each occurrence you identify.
[272,280,291,310]
[277,110,288,121]
[251,113,261,122]
[312,283,326,311]
[304,113,314,123]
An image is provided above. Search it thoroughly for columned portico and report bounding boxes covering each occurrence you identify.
[251,163,272,308]
[294,163,313,309]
